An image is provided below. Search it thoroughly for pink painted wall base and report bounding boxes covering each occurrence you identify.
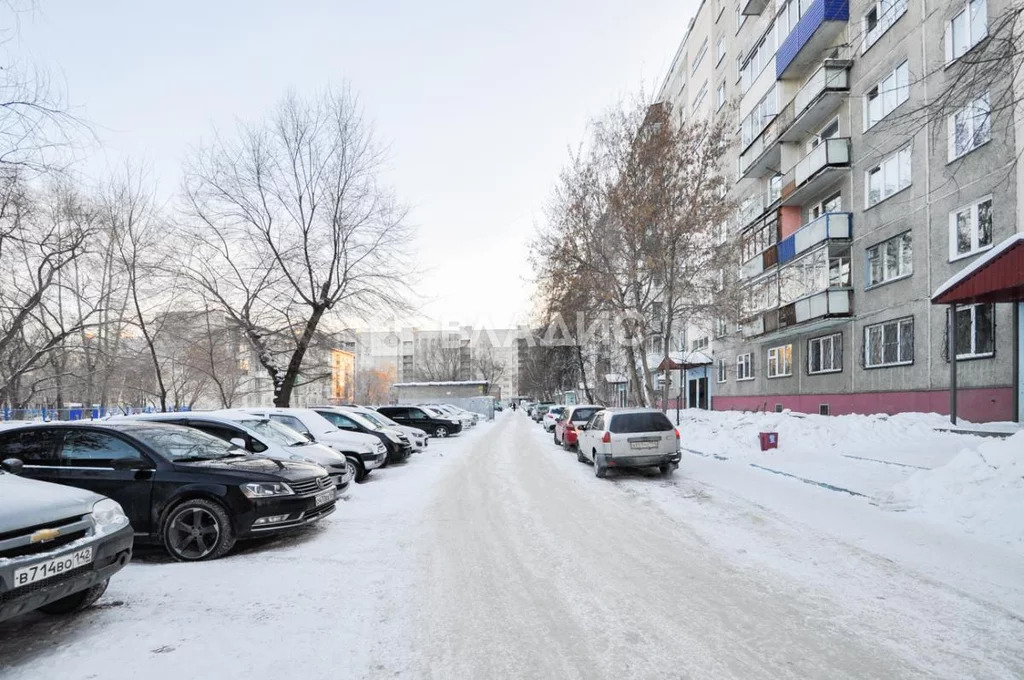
[711,387,1015,423]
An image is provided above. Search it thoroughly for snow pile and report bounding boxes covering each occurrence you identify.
[882,432,1024,547]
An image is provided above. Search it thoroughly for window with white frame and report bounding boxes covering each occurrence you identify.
[867,231,913,286]
[716,82,726,110]
[714,317,728,337]
[717,358,727,382]
[949,196,993,260]
[865,60,909,130]
[808,333,843,374]
[865,317,914,367]
[693,81,708,113]
[953,303,995,358]
[692,39,708,73]
[866,146,912,206]
[946,0,987,62]
[863,0,909,51]
[948,94,990,160]
[736,353,753,380]
[691,336,709,351]
[739,24,776,93]
[767,344,793,378]
[716,36,726,64]
[740,85,778,147]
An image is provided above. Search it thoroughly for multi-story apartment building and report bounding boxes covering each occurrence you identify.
[658,0,1022,422]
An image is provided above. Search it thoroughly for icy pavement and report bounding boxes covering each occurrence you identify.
[1,411,1022,679]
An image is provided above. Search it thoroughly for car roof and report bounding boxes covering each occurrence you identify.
[3,420,187,433]
[602,407,668,416]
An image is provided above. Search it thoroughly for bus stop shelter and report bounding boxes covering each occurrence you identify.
[931,233,1024,424]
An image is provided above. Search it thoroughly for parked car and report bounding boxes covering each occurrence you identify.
[0,422,336,561]
[377,405,463,438]
[494,402,504,412]
[532,402,555,423]
[422,404,476,428]
[311,406,412,464]
[340,405,429,451]
[240,408,387,482]
[542,406,565,432]
[554,404,602,449]
[574,408,681,478]
[115,412,355,491]
[0,461,133,623]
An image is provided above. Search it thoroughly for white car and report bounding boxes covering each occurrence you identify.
[542,406,566,432]
[341,405,429,451]
[574,408,681,478]
[239,407,387,482]
[114,412,356,491]
[424,404,475,428]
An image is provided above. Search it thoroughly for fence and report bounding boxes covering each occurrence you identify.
[0,406,192,423]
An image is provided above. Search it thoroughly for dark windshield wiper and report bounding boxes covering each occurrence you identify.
[173,455,225,462]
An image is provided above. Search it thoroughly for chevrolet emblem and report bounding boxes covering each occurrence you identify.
[30,528,61,544]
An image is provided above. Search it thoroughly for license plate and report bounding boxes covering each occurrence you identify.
[314,489,334,506]
[630,440,658,450]
[14,547,93,589]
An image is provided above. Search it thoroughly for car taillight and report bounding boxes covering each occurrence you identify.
[674,428,680,439]
[601,431,611,444]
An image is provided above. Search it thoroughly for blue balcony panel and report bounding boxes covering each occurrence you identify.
[776,0,849,80]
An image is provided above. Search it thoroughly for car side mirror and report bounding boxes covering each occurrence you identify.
[1,457,23,474]
[304,432,316,442]
[229,437,247,449]
[112,458,150,471]
[578,424,588,431]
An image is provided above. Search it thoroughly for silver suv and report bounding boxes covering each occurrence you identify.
[0,459,133,623]
[575,408,681,478]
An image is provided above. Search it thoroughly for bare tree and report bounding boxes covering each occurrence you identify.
[472,347,506,395]
[414,335,464,382]
[182,88,414,406]
[355,366,394,405]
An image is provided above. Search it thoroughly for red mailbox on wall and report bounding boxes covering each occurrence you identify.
[759,432,778,451]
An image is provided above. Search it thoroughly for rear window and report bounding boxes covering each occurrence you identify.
[570,407,599,422]
[608,412,674,434]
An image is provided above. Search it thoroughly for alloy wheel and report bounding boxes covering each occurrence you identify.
[167,507,221,560]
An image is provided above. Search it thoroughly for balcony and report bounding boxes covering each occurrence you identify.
[739,118,782,179]
[736,183,782,228]
[741,243,779,280]
[742,0,771,15]
[777,212,852,265]
[775,0,849,80]
[779,137,850,206]
[777,61,852,142]
[778,289,852,328]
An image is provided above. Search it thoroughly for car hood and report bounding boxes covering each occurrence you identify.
[312,429,379,450]
[173,456,326,482]
[0,473,103,534]
[398,426,426,438]
[284,442,347,466]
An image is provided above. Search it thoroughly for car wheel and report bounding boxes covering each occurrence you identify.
[345,457,360,483]
[38,579,109,615]
[659,462,675,475]
[594,453,607,478]
[162,498,236,562]
[553,432,559,445]
[434,426,449,438]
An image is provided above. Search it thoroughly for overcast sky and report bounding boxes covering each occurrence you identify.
[20,0,697,330]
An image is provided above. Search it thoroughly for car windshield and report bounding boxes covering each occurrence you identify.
[344,411,382,431]
[130,425,243,461]
[356,410,392,429]
[571,407,600,422]
[422,407,445,418]
[608,412,675,434]
[235,418,308,447]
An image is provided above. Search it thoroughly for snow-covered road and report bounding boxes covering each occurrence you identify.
[1,411,1022,679]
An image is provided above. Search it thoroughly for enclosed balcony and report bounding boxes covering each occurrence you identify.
[738,119,782,179]
[777,212,851,264]
[777,61,852,143]
[775,0,849,80]
[778,289,852,328]
[776,245,852,328]
[779,137,850,206]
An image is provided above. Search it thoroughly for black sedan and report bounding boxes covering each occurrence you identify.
[311,407,412,465]
[0,422,336,561]
[376,406,464,438]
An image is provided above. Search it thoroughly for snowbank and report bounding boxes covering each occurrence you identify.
[882,432,1024,547]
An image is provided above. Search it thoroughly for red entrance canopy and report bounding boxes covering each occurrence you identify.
[932,234,1024,305]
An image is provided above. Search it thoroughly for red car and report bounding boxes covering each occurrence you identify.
[553,404,602,450]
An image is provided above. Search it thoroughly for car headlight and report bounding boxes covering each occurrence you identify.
[240,482,294,498]
[374,442,387,454]
[448,419,460,426]
[91,499,129,532]
[385,432,402,444]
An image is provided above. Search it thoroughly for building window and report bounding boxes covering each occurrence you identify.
[866,146,912,207]
[716,36,726,64]
[863,0,908,51]
[949,196,993,260]
[808,333,843,374]
[739,24,776,93]
[692,39,708,73]
[716,82,727,110]
[693,81,708,113]
[717,358,727,383]
[714,317,728,338]
[691,336,709,351]
[740,85,778,148]
[865,60,909,130]
[954,303,995,358]
[767,344,793,378]
[736,353,754,380]
[947,0,987,62]
[741,215,778,263]
[867,231,913,287]
[947,94,990,160]
[864,317,915,368]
